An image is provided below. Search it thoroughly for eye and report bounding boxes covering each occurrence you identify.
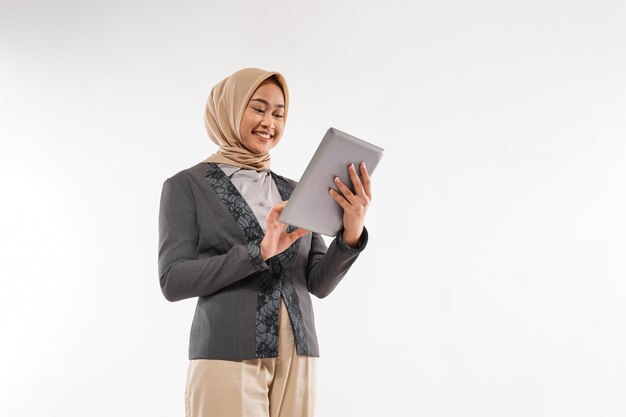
[274,114,284,119]
[253,108,265,114]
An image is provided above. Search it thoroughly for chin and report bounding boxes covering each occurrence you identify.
[245,136,275,154]
[256,146,273,155]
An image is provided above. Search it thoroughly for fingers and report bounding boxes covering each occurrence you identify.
[332,162,372,206]
[359,162,372,200]
[333,175,360,206]
[328,188,351,211]
[266,201,289,231]
[348,163,367,200]
[271,200,288,213]
[261,201,309,259]
[287,227,310,241]
[267,201,288,221]
[349,162,372,201]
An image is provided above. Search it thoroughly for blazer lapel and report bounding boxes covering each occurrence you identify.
[204,163,265,243]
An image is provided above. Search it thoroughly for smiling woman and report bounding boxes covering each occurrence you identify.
[158,67,373,417]
[239,77,286,155]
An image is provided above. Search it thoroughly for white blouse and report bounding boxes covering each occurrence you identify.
[217,163,283,232]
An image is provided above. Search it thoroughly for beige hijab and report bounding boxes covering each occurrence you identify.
[202,67,289,171]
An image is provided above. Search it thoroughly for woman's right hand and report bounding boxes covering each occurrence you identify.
[260,201,310,261]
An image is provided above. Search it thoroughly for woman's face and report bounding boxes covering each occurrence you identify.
[239,79,286,155]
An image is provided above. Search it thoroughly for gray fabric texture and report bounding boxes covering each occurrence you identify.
[158,162,368,360]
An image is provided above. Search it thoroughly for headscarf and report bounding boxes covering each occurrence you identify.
[202,67,289,171]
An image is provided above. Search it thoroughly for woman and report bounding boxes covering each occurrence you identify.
[158,67,372,417]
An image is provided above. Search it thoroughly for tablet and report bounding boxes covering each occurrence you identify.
[279,127,384,236]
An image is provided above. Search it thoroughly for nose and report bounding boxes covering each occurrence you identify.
[260,113,274,129]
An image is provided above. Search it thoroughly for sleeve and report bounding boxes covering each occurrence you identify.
[157,177,269,302]
[305,226,369,299]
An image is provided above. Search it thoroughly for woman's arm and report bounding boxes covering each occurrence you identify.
[306,162,372,297]
[158,177,269,302]
[305,227,368,298]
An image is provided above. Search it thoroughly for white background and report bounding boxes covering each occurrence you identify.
[1,0,625,416]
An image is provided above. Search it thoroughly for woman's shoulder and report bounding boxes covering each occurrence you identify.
[162,162,214,193]
[167,162,212,181]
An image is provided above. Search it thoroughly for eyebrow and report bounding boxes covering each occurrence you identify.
[250,98,285,108]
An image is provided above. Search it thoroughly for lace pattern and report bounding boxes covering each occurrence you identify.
[271,173,309,356]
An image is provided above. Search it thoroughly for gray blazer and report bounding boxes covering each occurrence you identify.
[158,162,368,360]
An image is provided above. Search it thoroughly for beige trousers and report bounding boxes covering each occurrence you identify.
[185,297,317,417]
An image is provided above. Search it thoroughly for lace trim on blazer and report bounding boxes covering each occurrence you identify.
[204,163,309,358]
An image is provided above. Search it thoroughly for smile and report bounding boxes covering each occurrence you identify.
[253,131,272,140]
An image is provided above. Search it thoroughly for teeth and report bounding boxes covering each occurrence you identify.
[254,132,271,139]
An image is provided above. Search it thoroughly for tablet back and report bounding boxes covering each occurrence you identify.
[279,127,384,236]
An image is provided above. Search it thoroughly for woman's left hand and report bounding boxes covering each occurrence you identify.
[329,162,372,247]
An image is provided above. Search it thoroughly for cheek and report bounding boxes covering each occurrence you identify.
[240,116,251,132]
[240,111,257,132]
[275,123,285,136]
